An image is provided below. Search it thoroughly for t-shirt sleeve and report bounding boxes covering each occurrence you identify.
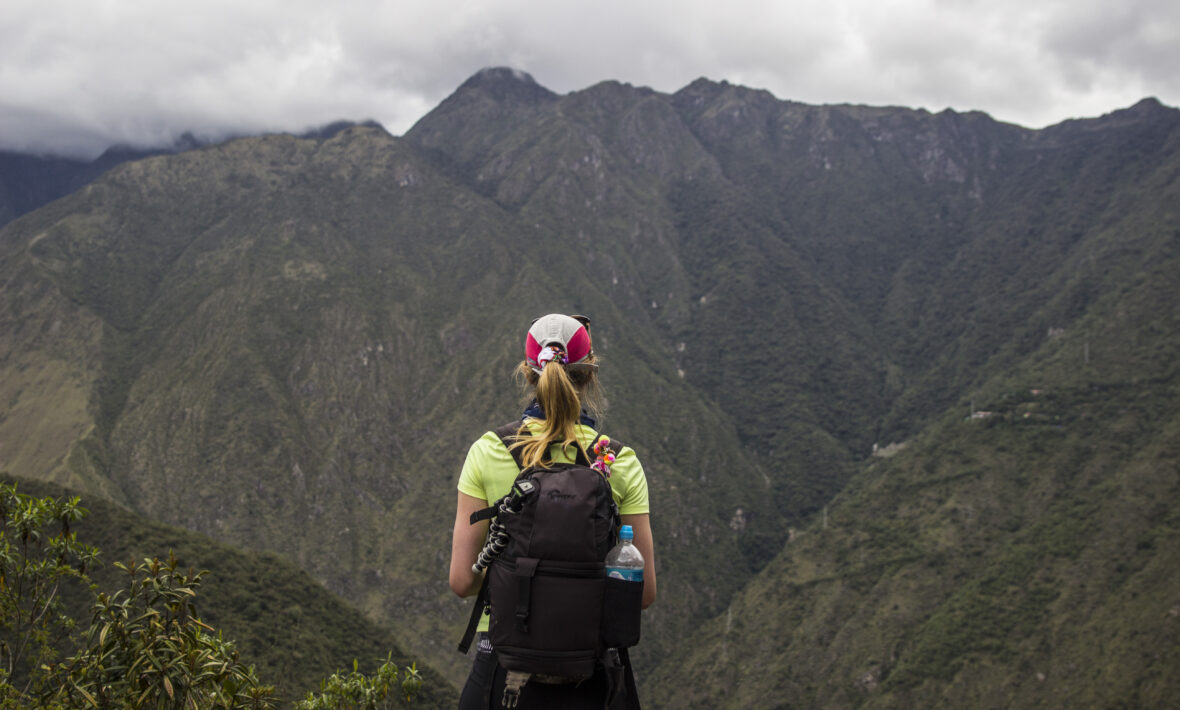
[457,434,494,501]
[614,446,650,515]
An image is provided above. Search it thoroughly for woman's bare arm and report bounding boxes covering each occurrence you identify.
[449,491,490,597]
[621,513,657,608]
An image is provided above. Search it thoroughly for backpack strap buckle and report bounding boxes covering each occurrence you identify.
[502,670,530,708]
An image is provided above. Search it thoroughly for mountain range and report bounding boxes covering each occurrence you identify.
[1,67,1176,707]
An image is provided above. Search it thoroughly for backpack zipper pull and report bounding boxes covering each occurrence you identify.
[502,671,530,708]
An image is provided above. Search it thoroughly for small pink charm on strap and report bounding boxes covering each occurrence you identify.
[591,437,615,477]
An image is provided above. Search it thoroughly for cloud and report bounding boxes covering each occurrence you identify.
[1043,0,1180,89]
[2,0,1176,158]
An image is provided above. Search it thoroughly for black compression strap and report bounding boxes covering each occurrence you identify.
[514,557,539,634]
[619,647,642,709]
[469,505,498,524]
[602,649,623,710]
[457,574,491,654]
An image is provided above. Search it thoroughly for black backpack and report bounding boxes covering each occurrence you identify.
[458,422,643,708]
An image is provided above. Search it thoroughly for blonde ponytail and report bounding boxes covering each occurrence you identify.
[511,356,601,468]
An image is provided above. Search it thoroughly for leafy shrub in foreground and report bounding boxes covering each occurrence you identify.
[48,554,275,709]
[295,655,422,710]
[0,483,97,700]
[0,483,424,709]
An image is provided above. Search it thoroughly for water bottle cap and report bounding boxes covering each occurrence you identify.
[619,525,633,540]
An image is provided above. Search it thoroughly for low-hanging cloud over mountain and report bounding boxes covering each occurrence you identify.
[2,0,1177,158]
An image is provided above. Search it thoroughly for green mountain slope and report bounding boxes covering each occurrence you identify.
[647,126,1180,705]
[0,112,780,683]
[650,375,1179,708]
[1,67,1177,703]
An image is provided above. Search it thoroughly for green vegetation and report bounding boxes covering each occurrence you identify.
[50,554,277,709]
[0,483,274,707]
[294,657,422,710]
[0,481,455,707]
[0,485,95,700]
[0,483,436,708]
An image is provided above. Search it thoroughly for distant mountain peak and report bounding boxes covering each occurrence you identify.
[674,76,779,100]
[1131,96,1164,110]
[173,131,204,151]
[455,66,556,103]
[1123,96,1177,119]
[299,120,386,141]
[680,77,725,93]
[468,66,538,85]
[1048,96,1180,135]
[1101,96,1175,122]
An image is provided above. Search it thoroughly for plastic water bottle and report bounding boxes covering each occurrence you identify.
[605,525,644,581]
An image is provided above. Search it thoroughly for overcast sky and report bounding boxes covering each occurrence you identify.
[3,0,1177,158]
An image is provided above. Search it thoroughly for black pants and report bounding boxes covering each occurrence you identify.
[458,647,613,710]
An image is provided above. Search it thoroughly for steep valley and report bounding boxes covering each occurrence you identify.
[1,68,1177,706]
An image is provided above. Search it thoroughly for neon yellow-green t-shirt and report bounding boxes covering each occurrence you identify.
[458,421,649,514]
[457,420,650,633]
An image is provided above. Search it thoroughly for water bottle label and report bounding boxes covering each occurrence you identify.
[607,568,643,582]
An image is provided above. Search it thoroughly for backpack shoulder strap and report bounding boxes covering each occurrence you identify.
[493,421,526,471]
[457,573,491,655]
[494,420,602,468]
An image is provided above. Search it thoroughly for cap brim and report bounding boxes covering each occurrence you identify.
[528,362,599,375]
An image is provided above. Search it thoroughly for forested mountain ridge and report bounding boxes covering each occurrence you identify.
[1,67,1176,705]
[0,123,377,229]
[0,138,199,227]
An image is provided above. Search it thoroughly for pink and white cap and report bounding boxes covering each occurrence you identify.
[525,314,593,374]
